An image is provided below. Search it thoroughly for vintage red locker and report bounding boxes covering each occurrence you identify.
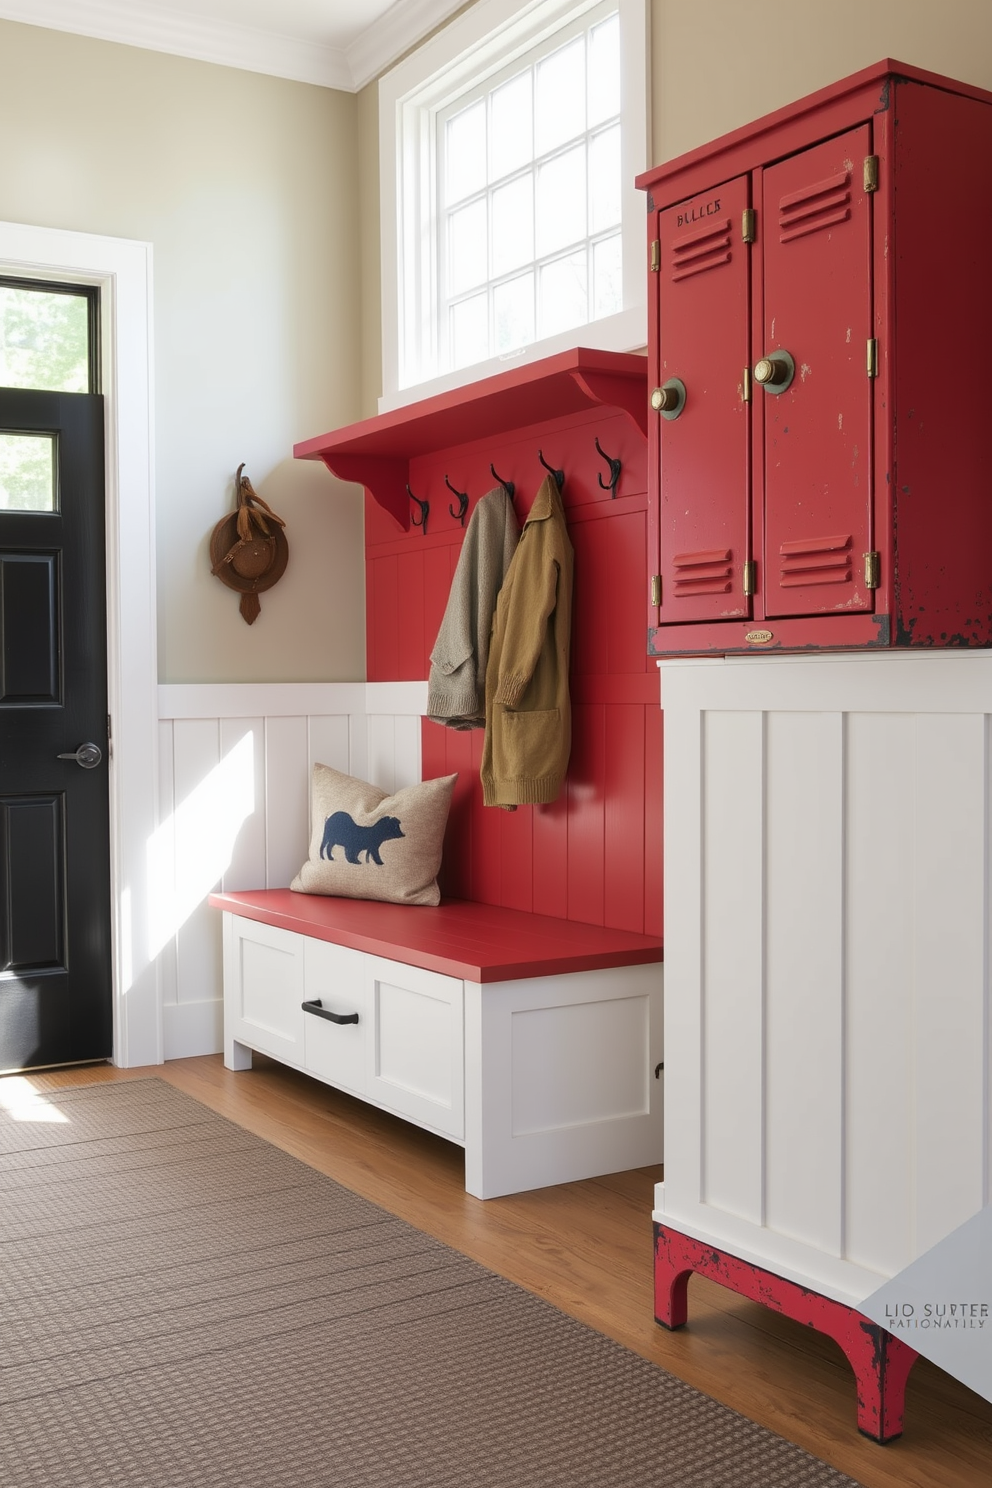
[638,61,992,654]
[655,176,751,624]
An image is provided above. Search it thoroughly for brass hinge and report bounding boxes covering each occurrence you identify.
[742,367,752,404]
[650,239,660,272]
[650,574,662,607]
[742,560,756,596]
[864,551,881,589]
[741,208,756,243]
[867,338,878,377]
[864,155,880,193]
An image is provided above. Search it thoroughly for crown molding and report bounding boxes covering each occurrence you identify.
[346,0,469,91]
[0,0,470,91]
[0,0,351,89]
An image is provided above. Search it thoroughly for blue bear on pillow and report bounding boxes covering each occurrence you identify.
[320,811,405,866]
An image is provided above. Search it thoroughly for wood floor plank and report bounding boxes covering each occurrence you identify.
[23,1056,992,1488]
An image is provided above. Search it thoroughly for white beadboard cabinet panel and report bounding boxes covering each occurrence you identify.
[154,683,428,1061]
[700,709,764,1227]
[843,712,917,1278]
[912,713,988,1254]
[660,652,992,1308]
[660,688,702,1218]
[764,710,844,1258]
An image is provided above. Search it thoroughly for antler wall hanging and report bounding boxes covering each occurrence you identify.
[209,463,289,624]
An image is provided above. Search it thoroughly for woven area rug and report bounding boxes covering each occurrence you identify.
[0,1078,864,1488]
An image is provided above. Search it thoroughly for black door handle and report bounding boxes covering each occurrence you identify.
[302,998,359,1026]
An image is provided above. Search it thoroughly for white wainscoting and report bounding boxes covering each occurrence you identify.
[660,650,992,1307]
[155,682,426,1060]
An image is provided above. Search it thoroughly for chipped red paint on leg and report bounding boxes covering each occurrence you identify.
[653,1222,919,1443]
[653,1228,691,1328]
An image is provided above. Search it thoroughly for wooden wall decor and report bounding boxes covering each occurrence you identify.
[296,350,662,939]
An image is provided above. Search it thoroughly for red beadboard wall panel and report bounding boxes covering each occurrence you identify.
[356,380,660,937]
[604,704,647,934]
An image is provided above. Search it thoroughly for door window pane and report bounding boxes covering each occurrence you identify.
[0,433,57,512]
[0,285,91,393]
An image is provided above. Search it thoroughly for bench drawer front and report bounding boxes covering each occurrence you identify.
[228,917,304,1066]
[366,955,464,1140]
[303,939,367,1096]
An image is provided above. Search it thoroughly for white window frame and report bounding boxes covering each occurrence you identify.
[379,0,649,412]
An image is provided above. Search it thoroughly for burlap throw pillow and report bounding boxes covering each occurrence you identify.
[290,764,457,906]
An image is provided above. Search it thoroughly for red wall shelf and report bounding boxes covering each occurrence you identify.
[294,348,648,530]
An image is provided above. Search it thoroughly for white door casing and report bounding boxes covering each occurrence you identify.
[0,220,160,1068]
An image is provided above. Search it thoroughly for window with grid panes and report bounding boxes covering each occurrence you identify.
[379,0,647,410]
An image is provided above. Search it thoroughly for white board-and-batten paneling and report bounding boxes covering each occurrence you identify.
[155,682,426,1059]
[660,651,992,1307]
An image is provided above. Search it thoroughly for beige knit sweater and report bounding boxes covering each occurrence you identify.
[426,486,520,729]
[481,474,574,806]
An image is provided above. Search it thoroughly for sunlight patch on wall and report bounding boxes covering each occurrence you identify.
[147,731,255,957]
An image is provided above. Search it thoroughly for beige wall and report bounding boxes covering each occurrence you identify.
[0,19,366,683]
[651,0,992,162]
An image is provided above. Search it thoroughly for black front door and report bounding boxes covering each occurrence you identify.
[0,387,112,1069]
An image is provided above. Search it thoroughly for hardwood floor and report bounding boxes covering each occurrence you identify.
[22,1054,992,1488]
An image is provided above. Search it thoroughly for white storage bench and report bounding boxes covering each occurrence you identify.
[209,889,663,1199]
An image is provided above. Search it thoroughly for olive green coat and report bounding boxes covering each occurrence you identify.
[481,474,574,807]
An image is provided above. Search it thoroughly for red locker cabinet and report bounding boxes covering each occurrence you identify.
[637,60,992,656]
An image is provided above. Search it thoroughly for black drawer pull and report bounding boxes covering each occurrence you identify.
[302,998,359,1026]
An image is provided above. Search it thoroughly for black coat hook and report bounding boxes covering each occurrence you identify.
[538,450,564,490]
[490,463,515,502]
[595,437,622,499]
[407,483,429,535]
[445,474,469,526]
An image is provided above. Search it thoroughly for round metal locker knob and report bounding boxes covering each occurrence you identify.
[753,350,796,394]
[650,377,687,420]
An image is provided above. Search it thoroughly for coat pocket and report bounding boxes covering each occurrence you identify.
[495,707,561,779]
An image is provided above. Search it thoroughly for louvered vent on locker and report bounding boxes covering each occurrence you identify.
[779,534,853,587]
[778,170,852,242]
[671,219,732,279]
[673,549,733,595]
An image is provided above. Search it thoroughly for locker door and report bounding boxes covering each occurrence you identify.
[656,176,751,624]
[760,126,873,618]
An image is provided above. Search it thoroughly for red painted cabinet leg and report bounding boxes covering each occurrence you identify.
[843,1318,919,1443]
[653,1223,919,1442]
